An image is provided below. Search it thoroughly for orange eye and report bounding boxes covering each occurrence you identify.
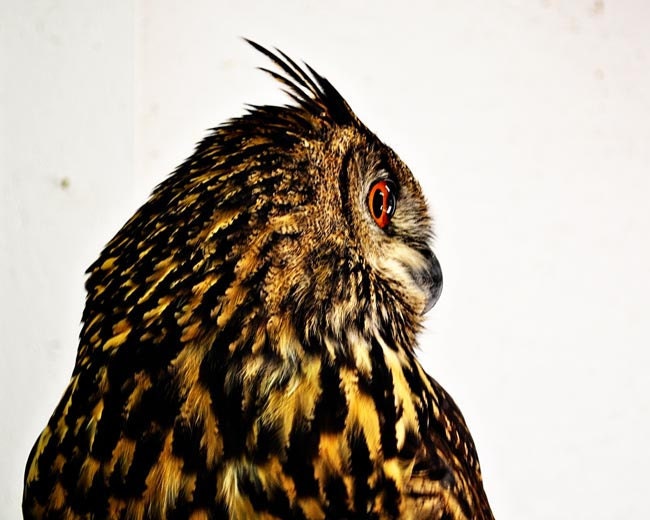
[368,179,397,229]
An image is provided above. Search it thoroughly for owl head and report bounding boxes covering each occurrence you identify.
[84,41,442,367]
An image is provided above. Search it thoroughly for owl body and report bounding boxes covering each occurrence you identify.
[23,43,494,519]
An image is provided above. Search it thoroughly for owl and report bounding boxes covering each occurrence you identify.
[23,41,494,519]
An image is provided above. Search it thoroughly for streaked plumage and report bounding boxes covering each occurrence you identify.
[23,41,494,519]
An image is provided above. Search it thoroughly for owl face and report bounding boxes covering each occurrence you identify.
[299,129,442,322]
[344,140,443,317]
[241,115,442,348]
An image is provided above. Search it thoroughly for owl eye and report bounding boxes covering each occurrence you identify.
[368,179,397,229]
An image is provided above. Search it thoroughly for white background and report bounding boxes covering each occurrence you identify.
[2,1,649,518]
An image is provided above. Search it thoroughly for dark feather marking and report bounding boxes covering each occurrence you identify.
[86,470,110,515]
[193,468,223,511]
[284,422,320,497]
[338,146,355,229]
[323,475,352,519]
[124,430,165,495]
[172,417,201,473]
[313,359,348,433]
[349,429,374,513]
[253,420,284,464]
[368,337,398,458]
[380,476,401,519]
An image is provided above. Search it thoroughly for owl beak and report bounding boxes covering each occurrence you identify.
[415,249,443,314]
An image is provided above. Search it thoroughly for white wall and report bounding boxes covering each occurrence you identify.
[2,1,649,518]
[1,1,134,517]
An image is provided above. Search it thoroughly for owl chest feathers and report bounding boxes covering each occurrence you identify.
[155,318,431,518]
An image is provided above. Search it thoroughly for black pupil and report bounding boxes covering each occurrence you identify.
[372,184,394,219]
[372,190,385,218]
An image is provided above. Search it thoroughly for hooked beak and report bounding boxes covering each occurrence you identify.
[411,249,443,314]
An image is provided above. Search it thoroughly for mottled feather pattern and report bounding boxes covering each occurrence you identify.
[23,42,494,519]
